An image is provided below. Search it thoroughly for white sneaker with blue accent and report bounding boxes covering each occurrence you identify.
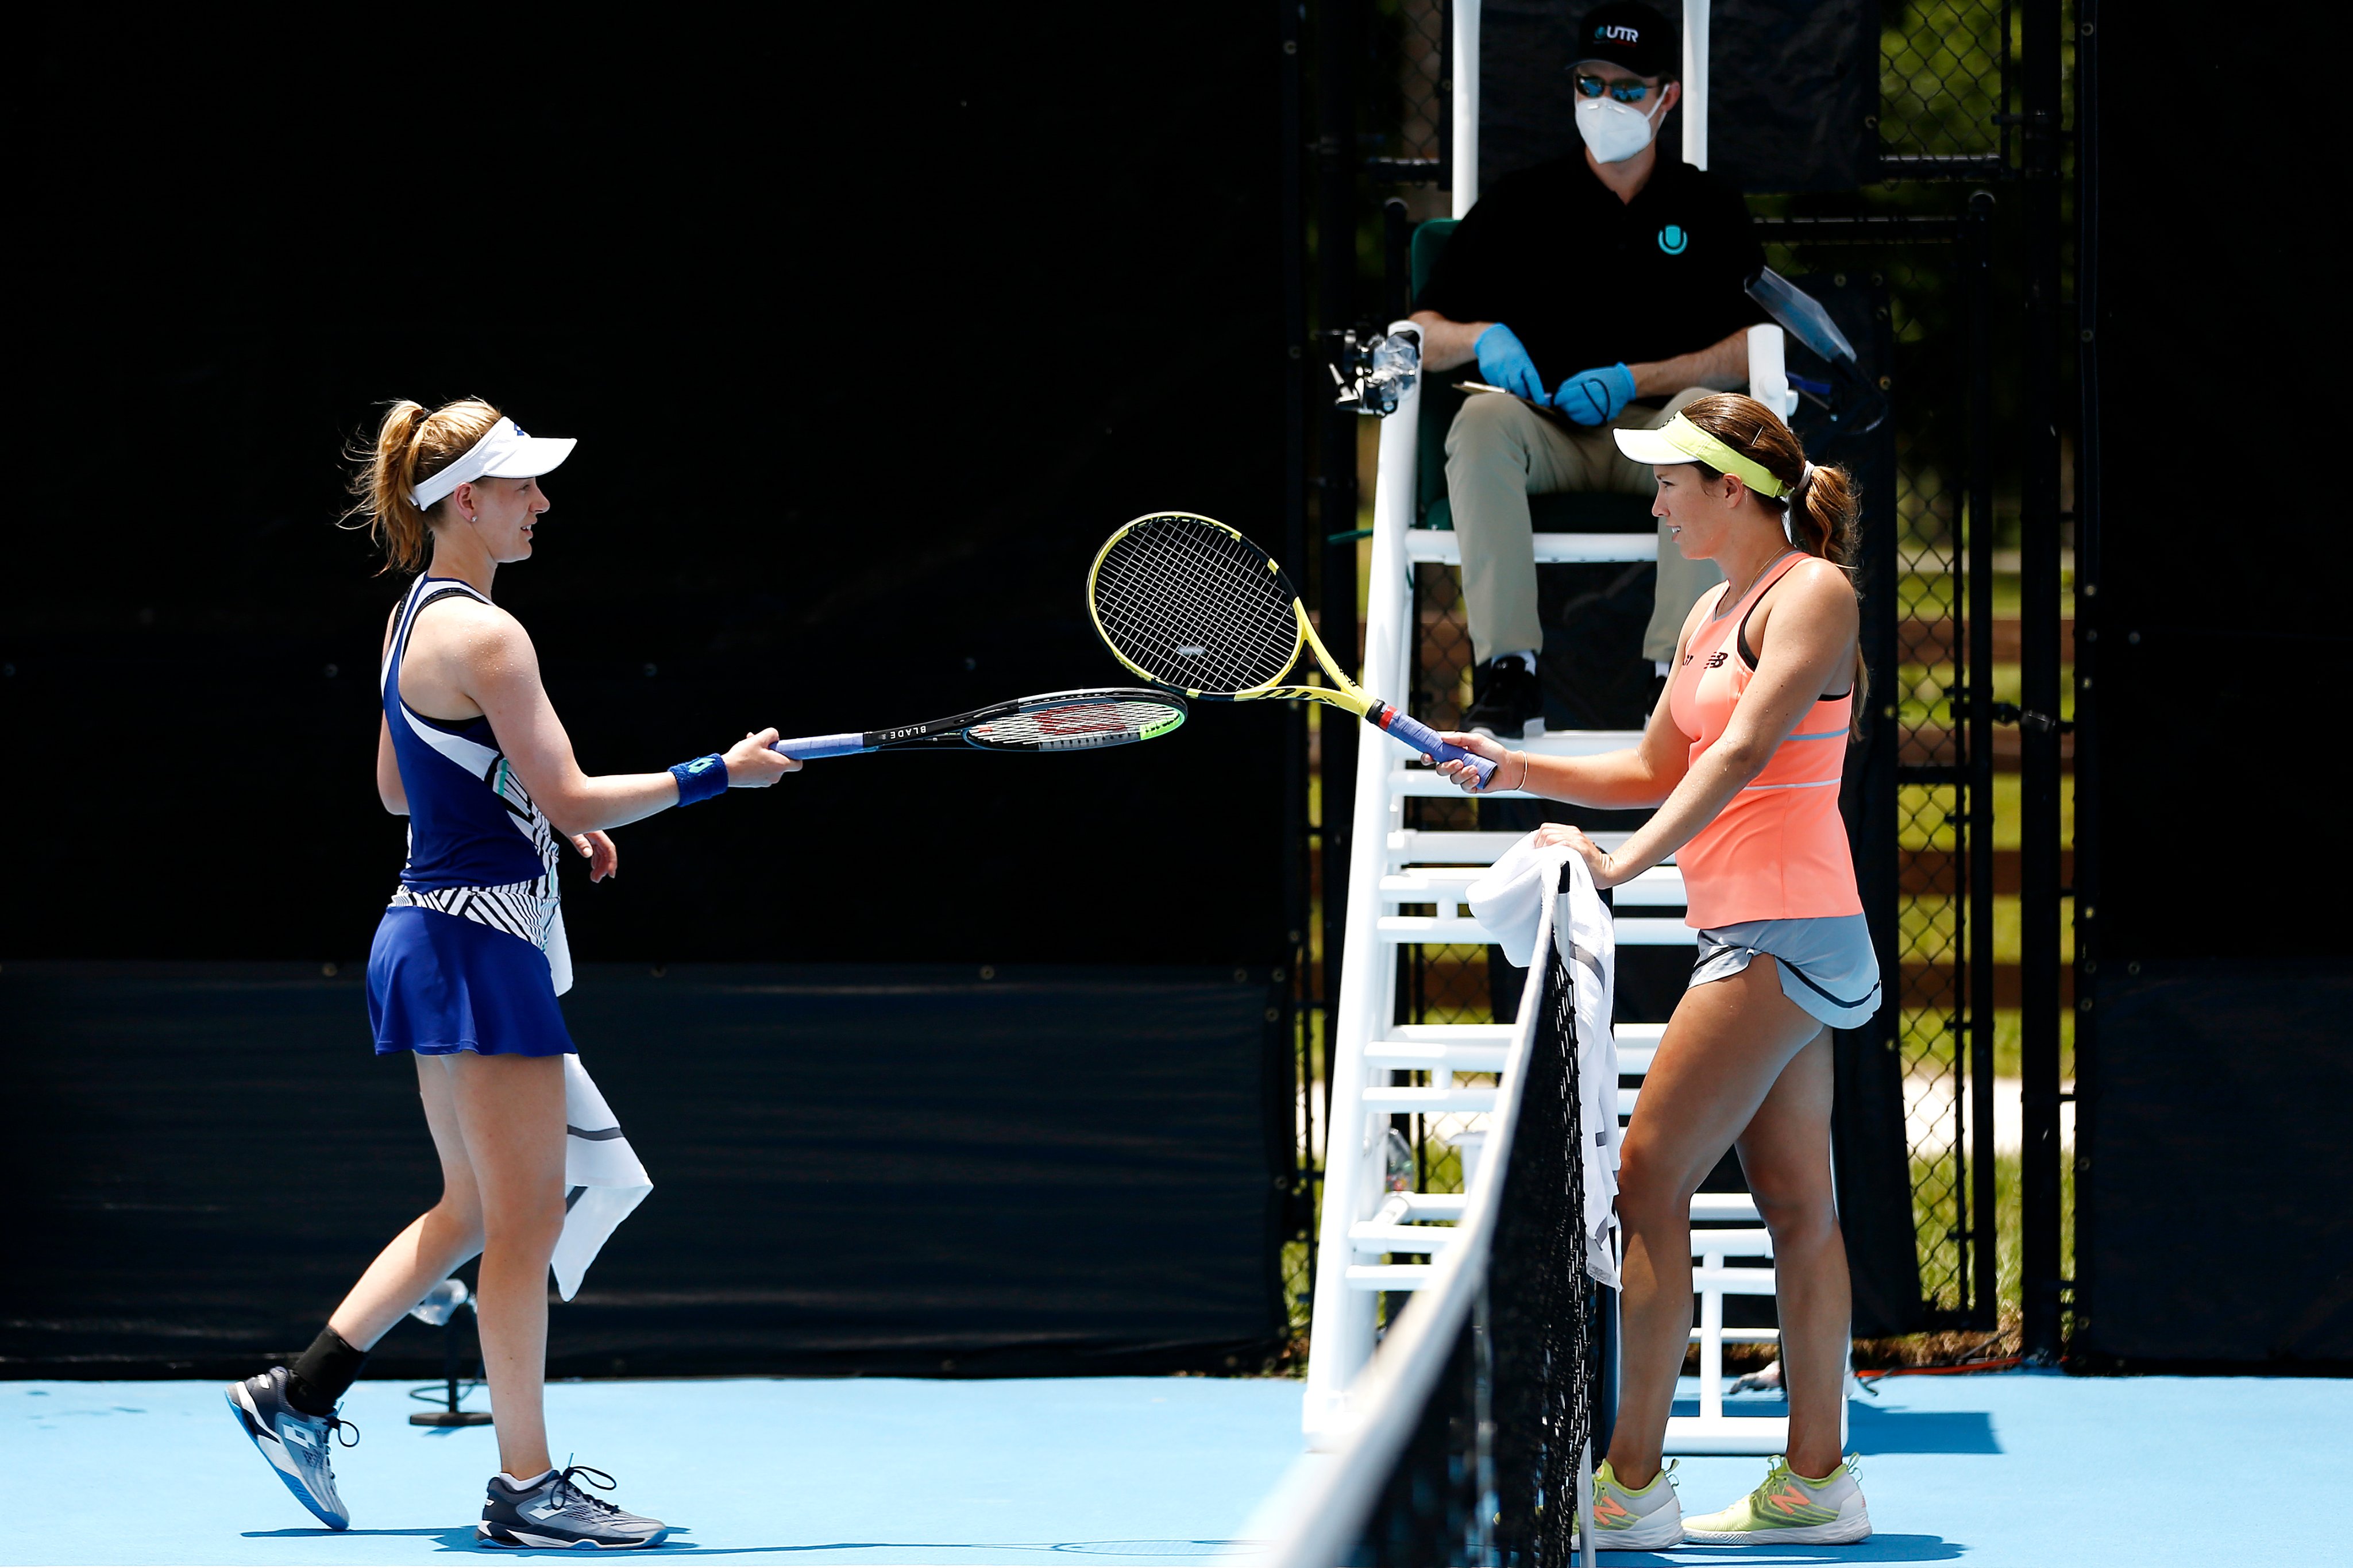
[477,1463,670,1550]
[223,1366,354,1530]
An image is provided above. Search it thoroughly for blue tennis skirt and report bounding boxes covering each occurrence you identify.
[1689,913,1883,1032]
[367,905,576,1057]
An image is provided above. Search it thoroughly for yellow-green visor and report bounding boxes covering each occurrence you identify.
[1613,413,1792,499]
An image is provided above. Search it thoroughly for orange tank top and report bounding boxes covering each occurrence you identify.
[1667,552,1862,928]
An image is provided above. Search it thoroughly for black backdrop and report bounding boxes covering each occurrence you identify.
[7,9,1291,966]
[5,10,1295,1376]
[2075,3,2353,1368]
[1,963,1291,1379]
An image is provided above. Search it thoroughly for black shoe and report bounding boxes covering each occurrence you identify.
[1465,654,1544,740]
[477,1463,670,1550]
[223,1366,355,1530]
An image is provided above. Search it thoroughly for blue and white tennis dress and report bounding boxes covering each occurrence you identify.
[367,576,575,1057]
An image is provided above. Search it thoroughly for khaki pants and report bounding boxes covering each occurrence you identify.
[1442,385,1724,666]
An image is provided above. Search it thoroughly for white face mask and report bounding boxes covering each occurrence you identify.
[1576,92,1664,164]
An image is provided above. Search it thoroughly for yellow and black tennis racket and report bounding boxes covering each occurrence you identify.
[1086,512,1498,787]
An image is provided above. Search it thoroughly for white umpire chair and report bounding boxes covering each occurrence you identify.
[1300,0,1837,1456]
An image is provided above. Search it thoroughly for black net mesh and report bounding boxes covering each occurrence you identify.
[1089,516,1302,693]
[1349,939,1602,1566]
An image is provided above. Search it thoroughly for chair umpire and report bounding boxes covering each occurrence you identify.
[1409,0,1770,738]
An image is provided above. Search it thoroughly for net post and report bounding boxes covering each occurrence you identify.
[1597,1283,1620,1459]
[1450,0,1480,215]
[1697,1244,1724,1426]
[1576,1438,1598,1568]
[1680,0,1710,171]
[1473,1286,1498,1566]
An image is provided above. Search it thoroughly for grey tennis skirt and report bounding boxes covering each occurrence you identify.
[1689,913,1883,1032]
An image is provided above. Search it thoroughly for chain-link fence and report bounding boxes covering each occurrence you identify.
[1877,0,2008,176]
[1382,0,1448,175]
[1773,240,1982,1330]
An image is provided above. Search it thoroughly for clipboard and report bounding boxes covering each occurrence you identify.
[1456,379,1572,422]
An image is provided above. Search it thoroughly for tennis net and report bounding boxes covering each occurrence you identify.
[1252,863,1614,1567]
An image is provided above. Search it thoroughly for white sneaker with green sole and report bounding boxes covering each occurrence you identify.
[1569,1457,1684,1551]
[1683,1453,1873,1544]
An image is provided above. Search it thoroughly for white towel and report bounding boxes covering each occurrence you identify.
[1465,832,1570,967]
[1554,853,1622,1288]
[1468,831,1621,1288]
[550,1056,653,1302]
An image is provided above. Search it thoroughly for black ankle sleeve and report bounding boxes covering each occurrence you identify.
[287,1327,368,1415]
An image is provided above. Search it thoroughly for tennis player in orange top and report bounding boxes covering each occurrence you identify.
[1437,392,1880,1548]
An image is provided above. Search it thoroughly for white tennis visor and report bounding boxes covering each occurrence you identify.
[410,417,577,509]
[1612,413,1791,499]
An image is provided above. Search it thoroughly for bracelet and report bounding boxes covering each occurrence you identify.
[1511,751,1532,792]
[669,754,729,806]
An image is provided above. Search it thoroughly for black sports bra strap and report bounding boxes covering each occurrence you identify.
[412,584,485,616]
[1734,554,1806,669]
[1735,556,1853,700]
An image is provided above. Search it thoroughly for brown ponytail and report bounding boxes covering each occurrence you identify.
[1675,392,1869,725]
[342,397,502,574]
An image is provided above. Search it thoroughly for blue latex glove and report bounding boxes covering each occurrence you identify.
[1473,323,1546,401]
[1552,362,1637,426]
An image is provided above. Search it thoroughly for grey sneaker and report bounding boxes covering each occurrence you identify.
[477,1463,670,1550]
[223,1366,354,1530]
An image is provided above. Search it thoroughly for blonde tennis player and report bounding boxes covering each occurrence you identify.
[225,399,796,1548]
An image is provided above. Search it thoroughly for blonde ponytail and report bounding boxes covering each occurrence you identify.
[342,397,502,573]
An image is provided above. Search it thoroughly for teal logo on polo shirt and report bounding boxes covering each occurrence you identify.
[1658,225,1688,255]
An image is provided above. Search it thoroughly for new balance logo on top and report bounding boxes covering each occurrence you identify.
[1596,23,1641,43]
[1707,651,1729,668]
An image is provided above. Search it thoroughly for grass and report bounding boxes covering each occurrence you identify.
[1895,569,2074,623]
[1901,1006,2075,1083]
[1897,894,2076,968]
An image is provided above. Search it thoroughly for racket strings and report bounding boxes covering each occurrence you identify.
[1091,517,1301,694]
[970,699,1177,746]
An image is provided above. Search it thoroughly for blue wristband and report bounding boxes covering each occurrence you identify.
[670,754,729,805]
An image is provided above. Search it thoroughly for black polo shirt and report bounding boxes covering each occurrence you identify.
[1415,154,1766,384]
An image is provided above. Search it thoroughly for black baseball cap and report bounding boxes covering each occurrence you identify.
[1574,1,1677,79]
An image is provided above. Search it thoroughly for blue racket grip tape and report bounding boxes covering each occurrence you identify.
[769,732,869,759]
[1369,704,1500,789]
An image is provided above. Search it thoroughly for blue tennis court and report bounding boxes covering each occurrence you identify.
[6,1370,2344,1566]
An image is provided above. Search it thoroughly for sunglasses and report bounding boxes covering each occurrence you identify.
[1573,72,1659,105]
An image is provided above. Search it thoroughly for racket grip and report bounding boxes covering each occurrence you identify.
[769,732,868,759]
[1368,704,1500,790]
